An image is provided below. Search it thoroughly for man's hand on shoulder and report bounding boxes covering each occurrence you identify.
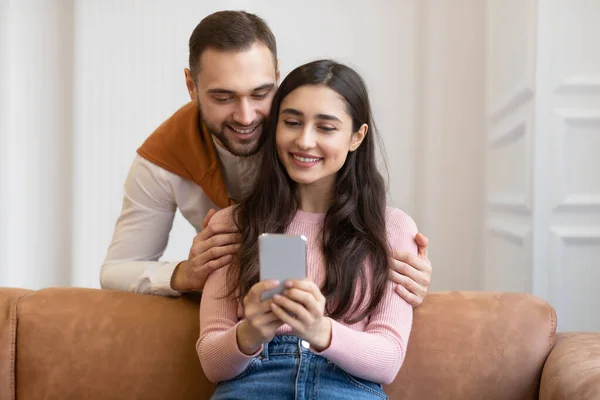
[170,209,241,292]
[389,232,432,307]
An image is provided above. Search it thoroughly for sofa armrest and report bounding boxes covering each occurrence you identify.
[540,332,600,400]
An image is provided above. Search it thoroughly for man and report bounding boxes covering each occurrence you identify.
[100,10,432,306]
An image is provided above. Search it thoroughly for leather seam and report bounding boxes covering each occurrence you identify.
[546,299,557,352]
[539,297,558,398]
[11,293,31,400]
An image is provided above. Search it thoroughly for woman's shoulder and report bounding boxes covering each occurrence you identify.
[384,206,418,236]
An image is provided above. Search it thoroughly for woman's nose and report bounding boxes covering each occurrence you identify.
[295,127,316,149]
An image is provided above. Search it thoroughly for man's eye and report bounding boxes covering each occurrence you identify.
[214,97,232,103]
[252,93,269,100]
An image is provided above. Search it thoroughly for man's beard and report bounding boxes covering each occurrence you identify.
[203,119,263,157]
[196,100,264,158]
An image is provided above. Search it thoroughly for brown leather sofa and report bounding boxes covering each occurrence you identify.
[1,287,599,400]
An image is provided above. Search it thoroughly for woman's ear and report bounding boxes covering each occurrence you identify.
[349,123,368,152]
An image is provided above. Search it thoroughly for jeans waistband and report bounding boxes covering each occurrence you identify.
[260,335,312,360]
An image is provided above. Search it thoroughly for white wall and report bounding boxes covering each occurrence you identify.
[484,0,537,294]
[0,1,74,288]
[4,0,448,289]
[70,0,422,288]
[0,1,8,286]
[415,0,485,291]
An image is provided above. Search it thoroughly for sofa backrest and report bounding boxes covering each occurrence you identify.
[0,288,556,400]
[387,291,557,399]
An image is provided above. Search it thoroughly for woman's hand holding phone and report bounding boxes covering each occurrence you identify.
[237,279,285,355]
[270,279,332,352]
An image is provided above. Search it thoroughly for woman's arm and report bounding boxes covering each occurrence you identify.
[316,282,412,384]
[197,266,259,383]
[196,210,261,383]
[197,208,285,383]
[313,208,418,384]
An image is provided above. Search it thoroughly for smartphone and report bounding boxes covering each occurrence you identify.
[259,233,307,301]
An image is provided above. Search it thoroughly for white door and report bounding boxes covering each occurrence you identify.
[485,0,600,332]
[533,0,600,332]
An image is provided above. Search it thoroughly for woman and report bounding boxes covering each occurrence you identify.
[197,59,417,399]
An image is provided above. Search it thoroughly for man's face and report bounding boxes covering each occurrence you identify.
[189,43,278,157]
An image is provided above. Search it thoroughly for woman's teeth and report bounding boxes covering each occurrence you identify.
[293,155,320,162]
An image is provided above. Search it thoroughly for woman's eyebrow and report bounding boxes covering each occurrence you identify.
[315,113,341,122]
[281,109,341,123]
[281,108,303,116]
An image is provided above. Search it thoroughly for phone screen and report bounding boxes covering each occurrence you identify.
[259,234,307,301]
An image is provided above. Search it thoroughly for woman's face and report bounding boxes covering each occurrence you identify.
[275,84,366,189]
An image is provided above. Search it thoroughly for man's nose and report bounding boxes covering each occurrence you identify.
[233,98,256,126]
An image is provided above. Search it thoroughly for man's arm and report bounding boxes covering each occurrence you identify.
[389,232,432,307]
[101,155,241,296]
[101,155,181,296]
[169,212,240,293]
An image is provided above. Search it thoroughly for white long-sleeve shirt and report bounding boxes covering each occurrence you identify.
[100,141,259,296]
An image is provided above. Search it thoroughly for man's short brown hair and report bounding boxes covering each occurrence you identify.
[188,10,277,79]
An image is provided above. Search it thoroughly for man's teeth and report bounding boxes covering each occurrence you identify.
[293,155,320,163]
[230,126,256,134]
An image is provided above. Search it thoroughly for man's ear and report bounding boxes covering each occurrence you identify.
[184,68,197,102]
[349,123,368,152]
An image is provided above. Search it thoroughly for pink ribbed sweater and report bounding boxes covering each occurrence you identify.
[197,206,417,385]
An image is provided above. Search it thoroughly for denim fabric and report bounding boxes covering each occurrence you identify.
[210,335,388,400]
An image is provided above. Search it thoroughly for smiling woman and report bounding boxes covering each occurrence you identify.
[231,59,391,323]
[197,59,419,399]
[275,85,367,190]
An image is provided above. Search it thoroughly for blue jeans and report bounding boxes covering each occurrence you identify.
[210,335,388,400]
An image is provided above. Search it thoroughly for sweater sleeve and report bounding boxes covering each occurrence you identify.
[100,155,181,296]
[315,208,418,384]
[196,208,262,383]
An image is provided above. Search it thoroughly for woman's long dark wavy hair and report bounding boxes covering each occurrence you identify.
[228,59,390,323]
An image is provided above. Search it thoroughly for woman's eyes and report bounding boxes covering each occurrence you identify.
[283,120,336,132]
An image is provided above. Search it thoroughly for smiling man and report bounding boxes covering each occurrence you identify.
[100,10,433,306]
